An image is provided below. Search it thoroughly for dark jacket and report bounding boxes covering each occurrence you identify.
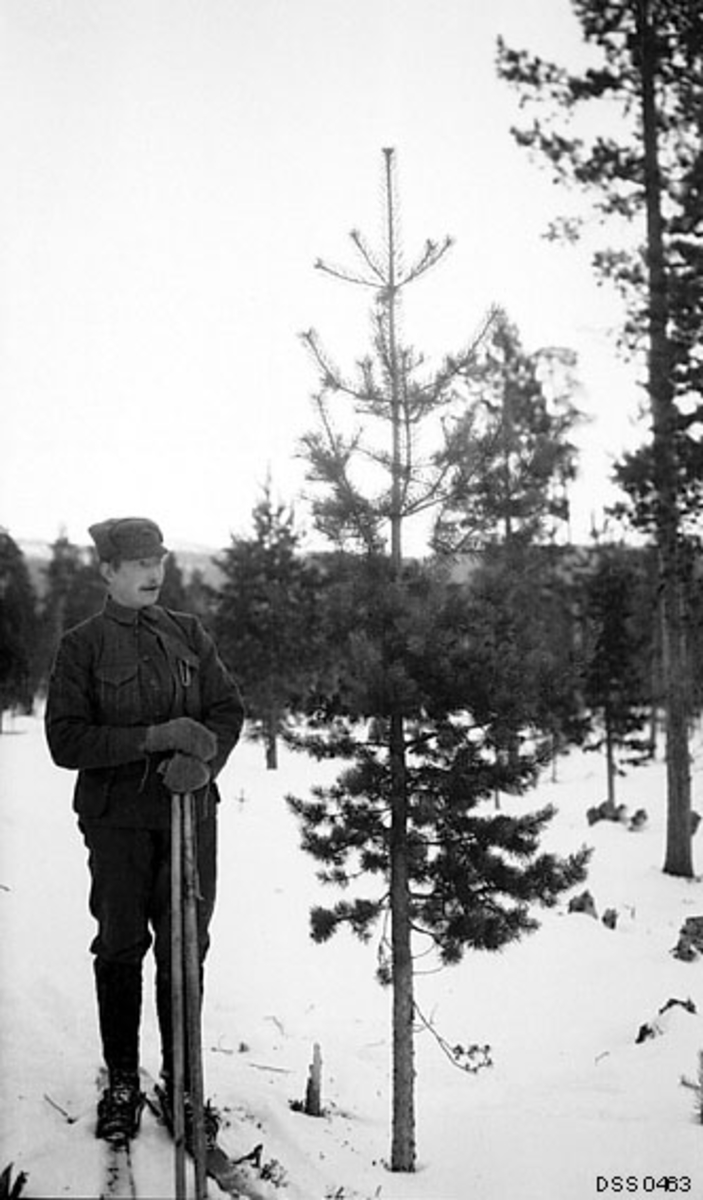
[45,598,245,828]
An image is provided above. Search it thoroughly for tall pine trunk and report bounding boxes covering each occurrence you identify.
[638,0,693,876]
[385,148,416,1172]
[389,709,415,1170]
[303,147,471,1169]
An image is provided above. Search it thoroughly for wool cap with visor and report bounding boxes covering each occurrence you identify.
[89,517,168,563]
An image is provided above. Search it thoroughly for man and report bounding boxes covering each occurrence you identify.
[45,517,244,1143]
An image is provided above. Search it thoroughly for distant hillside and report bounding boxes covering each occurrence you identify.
[171,546,225,588]
[19,539,225,597]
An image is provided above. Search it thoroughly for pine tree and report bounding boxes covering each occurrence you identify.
[433,311,580,553]
[431,310,584,783]
[581,544,653,809]
[689,565,703,720]
[0,531,37,729]
[288,557,589,1147]
[463,543,590,789]
[299,148,482,1171]
[36,534,103,689]
[497,0,703,876]
[182,567,216,623]
[213,483,321,768]
[159,554,189,612]
[292,149,589,1171]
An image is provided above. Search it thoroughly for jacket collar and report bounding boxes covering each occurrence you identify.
[104,597,162,627]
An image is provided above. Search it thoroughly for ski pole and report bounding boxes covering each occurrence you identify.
[182,791,208,1199]
[170,793,187,1200]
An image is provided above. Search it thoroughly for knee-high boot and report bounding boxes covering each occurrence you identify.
[94,959,142,1077]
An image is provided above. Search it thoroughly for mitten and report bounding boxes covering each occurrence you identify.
[160,753,211,794]
[145,717,217,761]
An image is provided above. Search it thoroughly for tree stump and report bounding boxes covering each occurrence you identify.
[304,1042,323,1117]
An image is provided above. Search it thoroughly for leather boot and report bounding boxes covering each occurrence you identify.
[94,959,142,1075]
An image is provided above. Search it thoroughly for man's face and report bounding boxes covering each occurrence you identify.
[103,556,166,609]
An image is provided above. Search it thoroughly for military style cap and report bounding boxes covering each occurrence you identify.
[88,517,168,562]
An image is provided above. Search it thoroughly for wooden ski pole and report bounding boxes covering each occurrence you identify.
[170,793,187,1200]
[182,791,208,1199]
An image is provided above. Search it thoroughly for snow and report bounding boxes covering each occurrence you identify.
[1,714,702,1199]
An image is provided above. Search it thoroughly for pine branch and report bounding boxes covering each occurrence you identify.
[398,236,455,287]
[402,463,456,517]
[431,304,502,395]
[413,1004,493,1075]
[314,258,378,289]
[300,327,347,392]
[349,228,387,283]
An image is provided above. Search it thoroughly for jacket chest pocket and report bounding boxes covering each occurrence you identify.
[94,661,140,724]
[173,649,202,717]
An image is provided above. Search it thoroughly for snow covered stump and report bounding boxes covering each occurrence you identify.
[304,1043,323,1117]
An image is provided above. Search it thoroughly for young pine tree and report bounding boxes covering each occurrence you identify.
[159,553,190,612]
[433,310,580,553]
[37,533,103,690]
[581,544,653,811]
[291,149,589,1172]
[0,531,37,728]
[214,484,321,768]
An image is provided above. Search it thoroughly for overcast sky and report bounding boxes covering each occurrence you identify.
[1,0,646,553]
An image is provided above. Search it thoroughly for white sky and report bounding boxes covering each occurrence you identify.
[0,0,647,553]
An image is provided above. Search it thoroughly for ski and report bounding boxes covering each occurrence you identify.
[96,1071,139,1200]
[99,1140,137,1200]
[145,1078,273,1200]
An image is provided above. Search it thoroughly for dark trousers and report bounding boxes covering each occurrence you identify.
[81,816,217,1081]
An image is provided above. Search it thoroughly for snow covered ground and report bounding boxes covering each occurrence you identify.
[1,713,702,1199]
